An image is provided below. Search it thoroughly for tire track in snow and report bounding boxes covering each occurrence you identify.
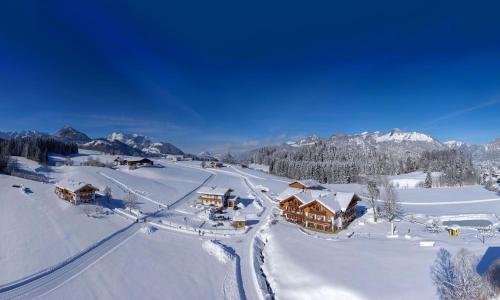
[0,223,140,300]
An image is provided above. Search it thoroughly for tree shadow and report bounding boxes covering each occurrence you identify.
[356,205,367,218]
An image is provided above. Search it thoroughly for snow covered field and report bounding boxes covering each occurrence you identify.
[1,153,499,299]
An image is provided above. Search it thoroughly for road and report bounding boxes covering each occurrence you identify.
[0,163,275,300]
[0,223,140,300]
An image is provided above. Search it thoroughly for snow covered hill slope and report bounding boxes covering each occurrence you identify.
[107,132,184,156]
[282,128,445,155]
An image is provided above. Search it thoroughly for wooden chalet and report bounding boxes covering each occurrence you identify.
[288,179,322,190]
[55,179,99,205]
[300,192,361,232]
[197,186,231,207]
[278,191,314,224]
[279,191,361,233]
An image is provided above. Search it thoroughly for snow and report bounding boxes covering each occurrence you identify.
[0,173,128,284]
[375,129,436,143]
[197,186,230,196]
[388,171,441,189]
[202,240,234,264]
[1,152,499,300]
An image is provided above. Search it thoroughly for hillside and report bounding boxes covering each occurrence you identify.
[0,127,185,157]
[251,129,477,185]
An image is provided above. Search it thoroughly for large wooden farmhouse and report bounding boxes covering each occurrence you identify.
[279,191,361,233]
[197,186,231,207]
[278,191,314,224]
[55,179,99,205]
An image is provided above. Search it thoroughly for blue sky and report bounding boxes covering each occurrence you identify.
[1,1,500,153]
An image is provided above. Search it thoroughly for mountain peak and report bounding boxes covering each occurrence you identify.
[56,126,91,144]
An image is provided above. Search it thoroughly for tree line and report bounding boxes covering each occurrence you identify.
[0,137,78,172]
[251,142,478,186]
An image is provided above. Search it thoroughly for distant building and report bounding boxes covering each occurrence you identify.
[232,215,246,229]
[207,161,224,168]
[55,179,99,205]
[165,154,184,161]
[279,190,361,233]
[288,179,322,190]
[227,195,240,208]
[126,158,154,168]
[196,186,231,207]
[114,157,127,166]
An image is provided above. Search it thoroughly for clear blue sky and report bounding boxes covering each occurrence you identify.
[1,1,500,153]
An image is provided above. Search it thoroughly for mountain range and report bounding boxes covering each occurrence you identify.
[0,126,184,157]
[279,128,500,163]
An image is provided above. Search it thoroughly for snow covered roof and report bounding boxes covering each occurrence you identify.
[55,179,99,193]
[335,192,360,211]
[197,186,230,196]
[312,194,341,213]
[289,179,322,189]
[277,187,332,202]
[298,192,360,213]
[233,215,246,222]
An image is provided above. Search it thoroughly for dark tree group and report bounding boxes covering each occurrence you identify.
[0,137,78,165]
[252,142,478,186]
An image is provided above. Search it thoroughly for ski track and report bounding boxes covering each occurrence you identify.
[0,223,140,300]
[1,163,275,300]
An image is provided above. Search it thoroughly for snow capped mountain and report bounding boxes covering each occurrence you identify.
[81,138,145,156]
[286,135,321,147]
[285,129,441,151]
[443,140,465,148]
[107,132,183,155]
[0,130,50,140]
[374,128,436,143]
[276,129,447,160]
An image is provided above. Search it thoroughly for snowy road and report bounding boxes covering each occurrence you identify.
[0,223,140,300]
[0,163,276,300]
[169,163,276,300]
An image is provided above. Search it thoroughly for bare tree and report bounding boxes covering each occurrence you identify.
[453,248,492,300]
[381,178,402,234]
[125,192,139,212]
[64,156,74,166]
[103,186,112,202]
[431,248,456,300]
[431,248,495,300]
[366,180,380,222]
[83,205,94,217]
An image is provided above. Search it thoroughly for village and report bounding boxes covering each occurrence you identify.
[1,149,499,300]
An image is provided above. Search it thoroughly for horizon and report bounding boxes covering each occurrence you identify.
[1,1,500,153]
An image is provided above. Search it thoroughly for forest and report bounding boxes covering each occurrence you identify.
[251,142,478,186]
[0,137,78,173]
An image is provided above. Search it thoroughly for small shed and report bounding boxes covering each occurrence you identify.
[232,215,246,229]
[447,226,460,237]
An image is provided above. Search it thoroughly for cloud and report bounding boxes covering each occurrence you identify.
[423,99,500,128]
